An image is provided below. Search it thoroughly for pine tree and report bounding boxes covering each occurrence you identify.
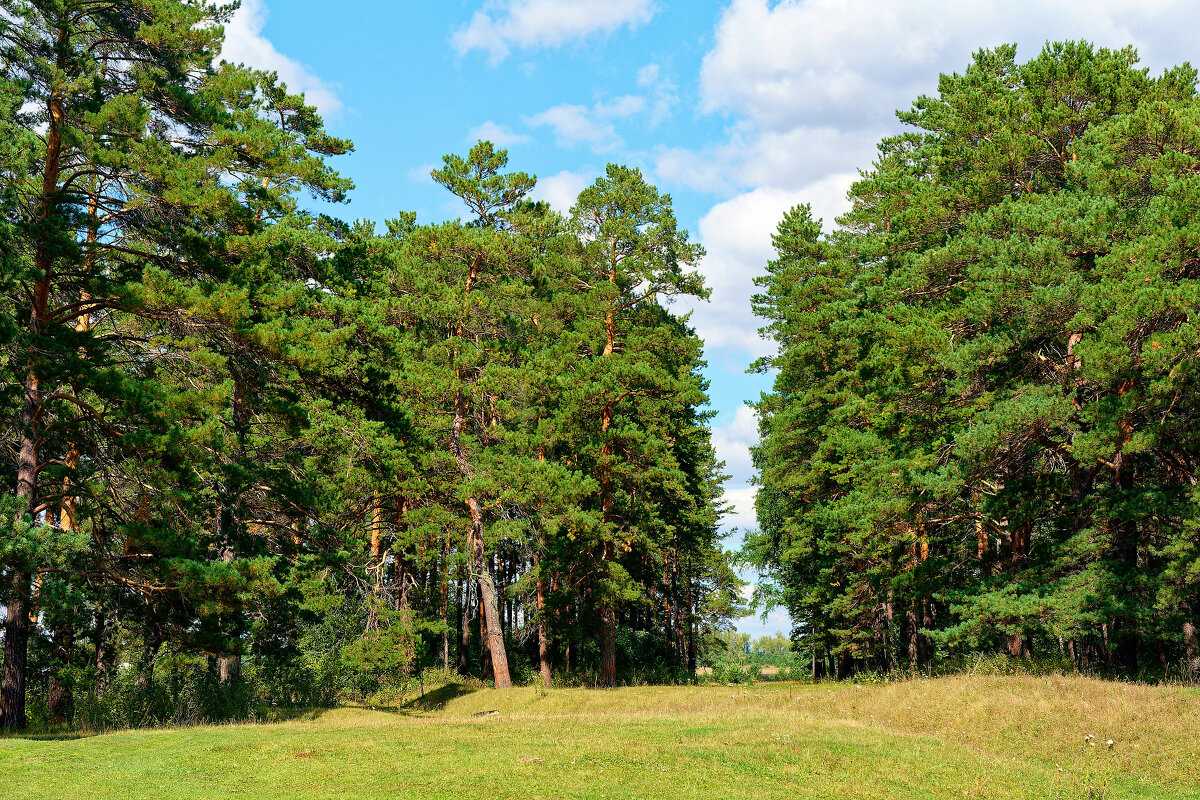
[566,165,707,685]
[750,41,1200,677]
[0,0,350,728]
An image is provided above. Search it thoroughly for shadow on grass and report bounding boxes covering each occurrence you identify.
[396,682,478,713]
[1,729,98,742]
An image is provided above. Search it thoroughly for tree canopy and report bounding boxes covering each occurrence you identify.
[748,41,1200,679]
[0,0,738,731]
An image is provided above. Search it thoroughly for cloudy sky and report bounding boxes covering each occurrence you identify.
[224,0,1200,637]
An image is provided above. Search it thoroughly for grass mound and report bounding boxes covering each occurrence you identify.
[1,675,1196,799]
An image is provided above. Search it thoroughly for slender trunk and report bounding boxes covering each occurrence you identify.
[1111,424,1140,675]
[906,603,920,670]
[457,573,470,675]
[975,503,990,580]
[217,547,241,684]
[598,409,618,687]
[2,139,62,732]
[441,541,450,671]
[370,494,384,566]
[597,265,620,688]
[882,597,895,672]
[663,557,675,651]
[94,603,109,691]
[395,554,411,611]
[685,592,696,675]
[136,623,162,692]
[536,568,552,688]
[921,600,935,666]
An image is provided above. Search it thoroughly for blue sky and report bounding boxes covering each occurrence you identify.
[223,0,1200,638]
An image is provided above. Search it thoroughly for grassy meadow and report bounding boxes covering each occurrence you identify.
[1,675,1197,799]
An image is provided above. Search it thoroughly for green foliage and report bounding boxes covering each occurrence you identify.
[750,41,1200,679]
[0,2,732,729]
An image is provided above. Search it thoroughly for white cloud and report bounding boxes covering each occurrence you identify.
[637,62,678,126]
[453,0,657,64]
[682,176,853,355]
[734,601,793,639]
[595,94,646,119]
[220,0,341,116]
[468,120,532,147]
[653,147,733,194]
[655,125,875,197]
[532,169,591,214]
[636,63,661,86]
[525,104,617,150]
[524,95,645,151]
[701,0,1194,135]
[722,486,759,534]
[670,0,1200,364]
[712,406,758,485]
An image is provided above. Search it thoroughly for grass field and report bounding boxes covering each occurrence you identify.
[2,675,1197,799]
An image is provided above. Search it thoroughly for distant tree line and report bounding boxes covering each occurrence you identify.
[748,42,1200,680]
[0,1,740,731]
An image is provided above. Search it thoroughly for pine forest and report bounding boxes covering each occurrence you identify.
[1,1,1199,749]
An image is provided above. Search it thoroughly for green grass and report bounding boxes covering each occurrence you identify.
[2,675,1197,799]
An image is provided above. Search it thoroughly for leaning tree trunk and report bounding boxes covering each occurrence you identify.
[450,378,511,688]
[470,503,510,688]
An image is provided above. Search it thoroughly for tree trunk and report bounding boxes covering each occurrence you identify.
[2,45,68,731]
[906,603,920,670]
[1184,620,1199,673]
[600,600,617,687]
[837,651,852,680]
[537,571,552,688]
[597,276,620,687]
[441,538,450,670]
[217,546,242,684]
[470,499,510,688]
[457,575,470,675]
[479,594,494,683]
[450,370,510,687]
[685,604,696,675]
[1006,632,1026,659]
[0,571,32,730]
[136,624,162,692]
[1111,451,1141,675]
[218,654,241,684]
